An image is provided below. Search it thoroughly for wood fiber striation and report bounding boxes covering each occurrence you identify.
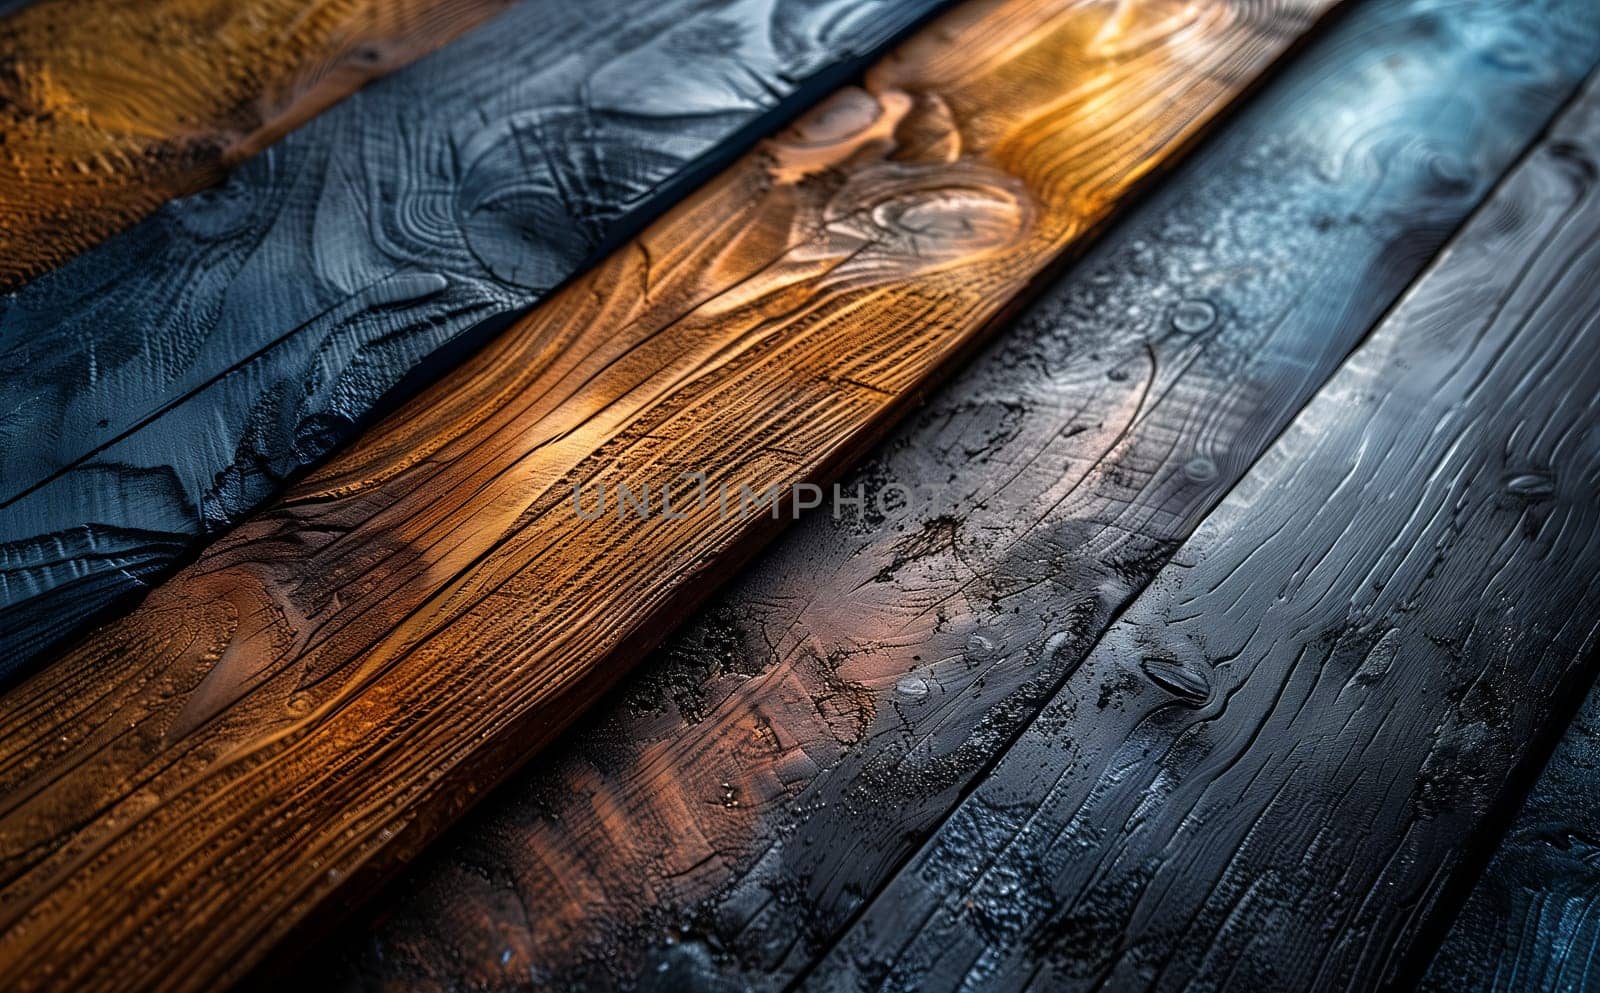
[295,3,1600,991]
[0,0,948,676]
[805,69,1600,993]
[0,0,521,288]
[0,0,1335,990]
[1421,682,1600,993]
[1418,89,1600,993]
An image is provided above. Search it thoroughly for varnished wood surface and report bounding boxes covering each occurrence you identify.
[0,0,519,288]
[0,0,946,678]
[292,2,1600,990]
[1420,141,1600,989]
[801,70,1600,993]
[0,1,1336,990]
[1421,682,1600,993]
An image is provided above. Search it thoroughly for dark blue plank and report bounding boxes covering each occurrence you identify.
[804,67,1600,993]
[0,0,945,678]
[1423,666,1600,987]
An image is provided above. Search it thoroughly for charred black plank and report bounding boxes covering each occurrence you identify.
[1421,675,1600,987]
[806,69,1600,993]
[292,3,1600,991]
[0,0,946,678]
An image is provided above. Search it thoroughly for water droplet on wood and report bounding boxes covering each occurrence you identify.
[966,632,1001,660]
[1504,471,1554,498]
[1139,656,1210,706]
[1171,298,1217,334]
[896,675,930,702]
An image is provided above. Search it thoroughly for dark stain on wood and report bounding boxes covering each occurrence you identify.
[285,2,1600,991]
[1420,686,1600,992]
[0,0,948,678]
[0,1,1335,990]
[1421,182,1600,990]
[803,68,1600,993]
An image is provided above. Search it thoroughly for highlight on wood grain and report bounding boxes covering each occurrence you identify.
[0,0,948,679]
[805,71,1600,993]
[291,1,1600,989]
[0,0,1337,989]
[1420,92,1600,991]
[0,0,519,289]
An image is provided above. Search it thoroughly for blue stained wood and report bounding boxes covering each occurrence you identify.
[1423,639,1600,983]
[0,0,945,677]
[801,70,1600,993]
[290,2,1600,991]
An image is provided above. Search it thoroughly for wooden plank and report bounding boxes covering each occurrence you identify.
[290,2,1600,990]
[0,1,1336,990]
[0,0,519,289]
[1421,668,1600,979]
[798,69,1600,993]
[0,0,947,678]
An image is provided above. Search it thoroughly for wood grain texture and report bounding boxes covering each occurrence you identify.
[1422,307,1600,993]
[1421,683,1600,993]
[0,0,520,288]
[292,3,1600,991]
[0,1,1336,990]
[0,0,947,678]
[801,70,1600,993]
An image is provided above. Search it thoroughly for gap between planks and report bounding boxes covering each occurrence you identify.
[0,0,1340,991]
[0,0,950,679]
[285,2,1600,990]
[801,66,1600,993]
[0,0,521,289]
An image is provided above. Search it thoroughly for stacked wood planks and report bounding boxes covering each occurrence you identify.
[0,0,1339,989]
[0,0,947,673]
[1,0,1599,991]
[295,2,1600,990]
[0,0,520,289]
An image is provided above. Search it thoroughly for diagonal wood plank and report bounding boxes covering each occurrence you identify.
[802,69,1600,993]
[0,0,947,678]
[0,0,1338,990]
[0,0,519,289]
[1420,682,1600,993]
[288,2,1600,991]
[1421,414,1600,993]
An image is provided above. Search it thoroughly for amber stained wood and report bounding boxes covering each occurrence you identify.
[0,0,947,678]
[0,1,1336,990]
[0,0,520,289]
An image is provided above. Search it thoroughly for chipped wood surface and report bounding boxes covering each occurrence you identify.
[0,0,519,288]
[802,69,1600,993]
[0,0,945,677]
[0,0,1337,990]
[287,2,1600,991]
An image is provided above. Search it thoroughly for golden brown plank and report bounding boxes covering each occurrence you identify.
[0,0,515,289]
[0,0,1336,989]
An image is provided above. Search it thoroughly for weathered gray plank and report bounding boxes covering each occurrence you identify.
[295,3,1600,991]
[0,0,945,677]
[806,68,1600,993]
